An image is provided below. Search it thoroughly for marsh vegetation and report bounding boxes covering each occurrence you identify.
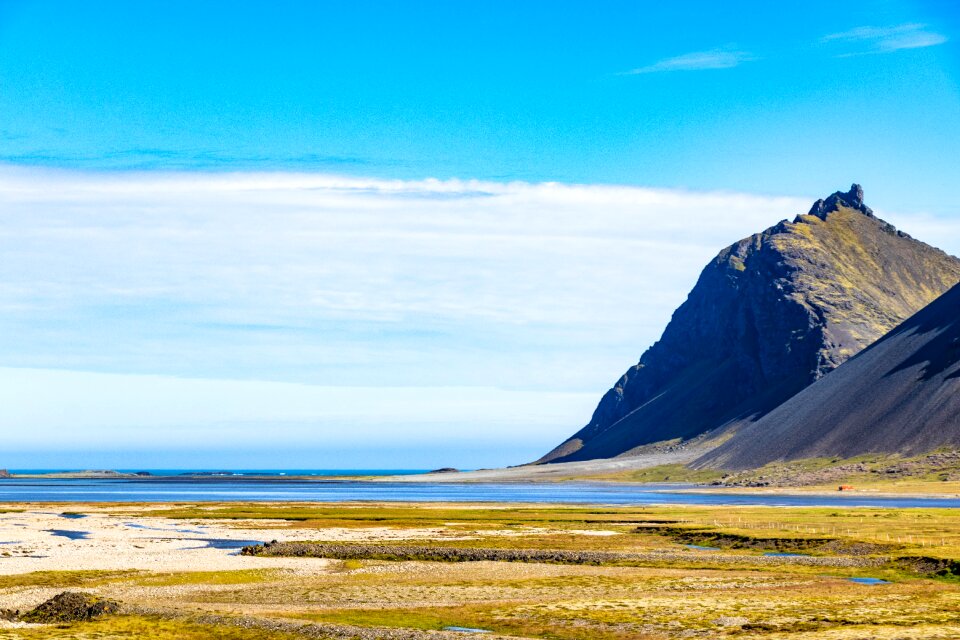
[1,502,959,638]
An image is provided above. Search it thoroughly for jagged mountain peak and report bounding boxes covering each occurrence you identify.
[807,183,872,219]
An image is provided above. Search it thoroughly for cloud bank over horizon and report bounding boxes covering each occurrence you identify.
[2,167,958,468]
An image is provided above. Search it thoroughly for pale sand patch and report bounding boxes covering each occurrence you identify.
[0,619,41,629]
[382,441,712,482]
[0,510,458,576]
[0,510,615,578]
[566,529,618,536]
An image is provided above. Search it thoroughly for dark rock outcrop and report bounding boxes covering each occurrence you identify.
[698,281,960,469]
[241,540,878,568]
[540,185,960,463]
[21,592,121,623]
[807,183,873,219]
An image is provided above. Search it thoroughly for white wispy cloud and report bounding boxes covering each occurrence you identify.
[0,168,807,389]
[2,168,955,466]
[822,23,947,55]
[621,47,756,75]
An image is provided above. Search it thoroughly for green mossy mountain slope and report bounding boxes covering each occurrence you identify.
[540,185,960,464]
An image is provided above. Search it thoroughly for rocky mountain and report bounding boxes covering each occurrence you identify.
[540,185,960,464]
[698,281,960,469]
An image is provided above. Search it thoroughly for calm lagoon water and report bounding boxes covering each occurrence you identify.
[1,477,960,507]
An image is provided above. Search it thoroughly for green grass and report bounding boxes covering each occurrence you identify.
[572,449,960,493]
[100,501,960,557]
[296,604,652,639]
[716,451,960,494]
[111,503,691,531]
[0,571,137,589]
[337,559,363,571]
[125,569,280,587]
[0,615,307,640]
[0,569,278,591]
[3,501,959,639]
[298,605,473,631]
[283,568,960,639]
[579,463,725,483]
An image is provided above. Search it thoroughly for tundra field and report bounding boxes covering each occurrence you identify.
[1,502,960,639]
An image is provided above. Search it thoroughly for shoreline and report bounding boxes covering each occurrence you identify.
[7,442,960,499]
[4,482,960,502]
[2,482,960,505]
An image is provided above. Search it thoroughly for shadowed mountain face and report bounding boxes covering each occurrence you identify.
[698,282,960,469]
[540,185,960,464]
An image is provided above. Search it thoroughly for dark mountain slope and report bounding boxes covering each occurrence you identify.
[698,281,960,469]
[540,185,960,464]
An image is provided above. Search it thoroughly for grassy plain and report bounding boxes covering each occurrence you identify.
[2,502,960,639]
[111,502,960,556]
[573,450,960,493]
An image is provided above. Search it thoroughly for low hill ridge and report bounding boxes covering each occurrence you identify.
[540,184,960,464]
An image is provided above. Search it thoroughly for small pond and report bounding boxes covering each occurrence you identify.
[46,529,90,540]
[847,577,890,585]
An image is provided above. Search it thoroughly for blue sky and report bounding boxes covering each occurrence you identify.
[1,0,958,210]
[0,1,958,468]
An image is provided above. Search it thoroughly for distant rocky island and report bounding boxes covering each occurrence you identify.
[0,470,151,479]
[541,185,960,469]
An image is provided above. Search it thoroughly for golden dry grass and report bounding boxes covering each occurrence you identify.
[2,502,959,639]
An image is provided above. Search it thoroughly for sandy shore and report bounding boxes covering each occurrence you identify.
[0,507,484,576]
[384,446,704,482]
[0,505,609,578]
[0,509,316,575]
[4,447,703,483]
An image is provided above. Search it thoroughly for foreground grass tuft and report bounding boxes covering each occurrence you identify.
[0,615,307,639]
